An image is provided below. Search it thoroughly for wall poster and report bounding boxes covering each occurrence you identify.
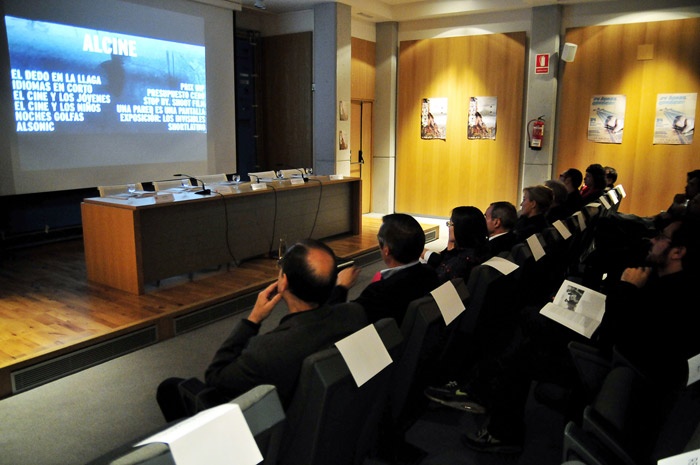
[588,95,625,144]
[654,93,696,145]
[420,98,447,140]
[467,96,497,140]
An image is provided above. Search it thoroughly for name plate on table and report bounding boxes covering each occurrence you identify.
[250,183,267,191]
[329,174,344,180]
[154,193,175,203]
[290,178,305,185]
[211,186,233,194]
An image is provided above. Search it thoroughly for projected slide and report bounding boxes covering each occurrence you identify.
[6,15,207,135]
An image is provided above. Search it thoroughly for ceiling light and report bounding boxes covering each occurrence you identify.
[254,0,266,9]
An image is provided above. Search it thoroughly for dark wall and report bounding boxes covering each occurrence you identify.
[260,31,313,172]
[0,188,95,248]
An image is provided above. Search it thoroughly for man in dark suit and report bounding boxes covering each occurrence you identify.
[329,213,440,326]
[157,239,367,421]
[485,201,518,256]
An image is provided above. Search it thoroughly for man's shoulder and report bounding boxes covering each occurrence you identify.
[293,302,367,326]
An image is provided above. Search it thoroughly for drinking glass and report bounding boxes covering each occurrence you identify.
[127,183,136,194]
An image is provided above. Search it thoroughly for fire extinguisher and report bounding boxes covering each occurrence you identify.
[527,116,545,150]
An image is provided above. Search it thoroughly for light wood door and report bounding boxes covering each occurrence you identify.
[351,100,373,213]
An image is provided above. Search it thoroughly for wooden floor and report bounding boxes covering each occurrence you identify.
[0,216,438,399]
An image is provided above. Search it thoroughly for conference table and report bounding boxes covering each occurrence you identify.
[81,176,361,295]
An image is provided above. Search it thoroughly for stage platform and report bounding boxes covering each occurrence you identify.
[0,216,439,399]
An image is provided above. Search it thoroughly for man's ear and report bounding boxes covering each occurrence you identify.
[278,272,289,293]
[670,245,687,261]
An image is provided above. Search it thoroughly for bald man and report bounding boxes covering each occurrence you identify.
[157,239,367,421]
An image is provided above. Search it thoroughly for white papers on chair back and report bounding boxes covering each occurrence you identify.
[430,280,466,325]
[335,324,393,387]
[539,280,606,339]
[615,184,626,198]
[526,234,546,261]
[599,195,611,210]
[658,448,700,465]
[481,256,519,275]
[137,403,262,465]
[573,211,586,231]
[687,353,700,386]
[552,220,572,240]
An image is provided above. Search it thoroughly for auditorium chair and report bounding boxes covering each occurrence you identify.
[193,173,228,186]
[277,168,307,179]
[374,279,469,462]
[562,359,700,465]
[97,183,143,197]
[432,262,520,384]
[247,170,278,182]
[278,318,404,465]
[83,384,285,465]
[153,179,191,191]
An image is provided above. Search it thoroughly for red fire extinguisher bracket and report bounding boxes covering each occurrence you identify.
[527,116,545,150]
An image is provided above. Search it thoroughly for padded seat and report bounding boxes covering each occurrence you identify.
[278,318,404,465]
[97,183,144,197]
[153,179,191,191]
[84,385,285,465]
[193,173,228,185]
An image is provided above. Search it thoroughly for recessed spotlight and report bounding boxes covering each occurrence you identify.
[254,0,266,9]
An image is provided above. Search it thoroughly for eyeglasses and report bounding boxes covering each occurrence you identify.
[655,232,672,242]
[446,221,454,227]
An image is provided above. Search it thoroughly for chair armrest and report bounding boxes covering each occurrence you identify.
[582,406,639,465]
[177,377,227,416]
[568,341,612,396]
[563,421,621,465]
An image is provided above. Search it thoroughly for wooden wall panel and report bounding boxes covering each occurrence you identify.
[557,18,700,217]
[351,37,376,101]
[261,32,313,171]
[396,33,526,217]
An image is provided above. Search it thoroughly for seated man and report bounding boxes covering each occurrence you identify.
[330,213,440,326]
[485,201,518,256]
[156,239,367,421]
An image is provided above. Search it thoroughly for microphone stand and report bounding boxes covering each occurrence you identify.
[173,174,211,195]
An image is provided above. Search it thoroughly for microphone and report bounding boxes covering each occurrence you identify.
[275,164,309,182]
[173,173,211,195]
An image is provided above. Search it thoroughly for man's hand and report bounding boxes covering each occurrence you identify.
[248,281,283,324]
[620,266,651,288]
[336,266,361,289]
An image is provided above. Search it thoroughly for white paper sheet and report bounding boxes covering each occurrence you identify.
[688,352,700,386]
[335,324,392,387]
[526,234,546,261]
[430,280,466,325]
[552,220,572,240]
[137,403,262,465]
[481,256,519,275]
[658,448,700,464]
[615,184,626,198]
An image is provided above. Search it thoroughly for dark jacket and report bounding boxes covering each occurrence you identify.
[329,262,440,326]
[205,302,367,407]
